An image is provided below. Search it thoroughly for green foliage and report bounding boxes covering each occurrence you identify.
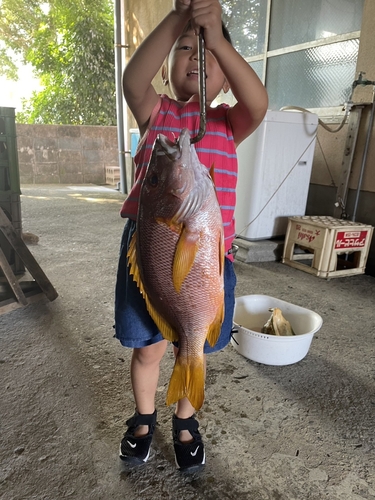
[0,0,116,125]
[0,47,19,80]
[221,0,266,59]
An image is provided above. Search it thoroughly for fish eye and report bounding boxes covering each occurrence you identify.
[148,174,158,187]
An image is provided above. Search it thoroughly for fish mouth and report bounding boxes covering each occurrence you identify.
[156,130,195,207]
[155,130,191,200]
[157,134,181,160]
[172,130,191,197]
[157,129,191,161]
[177,128,191,152]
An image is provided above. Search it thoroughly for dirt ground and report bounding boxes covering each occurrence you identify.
[1,185,375,500]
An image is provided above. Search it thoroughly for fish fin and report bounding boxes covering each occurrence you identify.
[206,304,224,347]
[147,305,179,343]
[127,231,140,285]
[209,162,222,207]
[209,163,215,184]
[127,232,179,343]
[172,225,199,293]
[166,355,205,411]
[219,228,225,276]
[156,217,183,235]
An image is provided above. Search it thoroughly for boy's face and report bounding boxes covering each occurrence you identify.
[167,30,227,104]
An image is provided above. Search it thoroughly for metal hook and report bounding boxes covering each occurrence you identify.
[190,29,207,144]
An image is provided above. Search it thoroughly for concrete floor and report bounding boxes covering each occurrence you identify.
[1,185,375,500]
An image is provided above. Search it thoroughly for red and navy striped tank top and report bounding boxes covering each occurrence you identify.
[120,94,238,258]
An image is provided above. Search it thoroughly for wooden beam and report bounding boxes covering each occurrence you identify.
[0,247,28,306]
[0,207,58,303]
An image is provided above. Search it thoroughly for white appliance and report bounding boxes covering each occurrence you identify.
[234,110,318,240]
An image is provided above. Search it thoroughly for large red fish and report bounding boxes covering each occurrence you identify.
[127,128,224,410]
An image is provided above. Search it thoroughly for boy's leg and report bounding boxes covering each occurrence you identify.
[174,351,206,442]
[172,349,206,471]
[172,397,206,471]
[131,340,168,436]
[120,340,167,464]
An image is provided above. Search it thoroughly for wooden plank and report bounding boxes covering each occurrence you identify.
[0,247,28,305]
[0,281,47,315]
[0,299,25,315]
[0,280,43,298]
[0,207,58,302]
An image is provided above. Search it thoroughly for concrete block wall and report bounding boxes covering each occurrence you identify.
[16,124,119,185]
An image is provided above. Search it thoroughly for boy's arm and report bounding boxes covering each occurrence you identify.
[123,2,190,135]
[215,40,268,146]
[191,0,268,146]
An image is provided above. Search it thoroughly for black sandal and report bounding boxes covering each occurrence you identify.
[172,414,205,472]
[119,409,157,465]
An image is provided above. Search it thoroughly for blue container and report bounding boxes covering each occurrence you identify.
[130,128,140,158]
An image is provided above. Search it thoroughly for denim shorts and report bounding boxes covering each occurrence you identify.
[114,219,237,353]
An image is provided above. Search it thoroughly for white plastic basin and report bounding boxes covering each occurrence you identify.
[231,295,323,366]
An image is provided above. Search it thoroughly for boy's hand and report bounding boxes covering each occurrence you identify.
[173,0,191,16]
[190,0,224,50]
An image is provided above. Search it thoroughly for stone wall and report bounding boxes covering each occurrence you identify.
[16,124,119,185]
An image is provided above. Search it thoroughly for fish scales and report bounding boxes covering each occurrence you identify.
[127,128,225,410]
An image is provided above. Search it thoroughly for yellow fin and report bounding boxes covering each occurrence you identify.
[156,217,182,235]
[205,226,225,347]
[166,355,205,410]
[219,227,225,277]
[209,162,215,184]
[147,302,179,343]
[127,232,179,343]
[209,162,222,207]
[206,305,224,347]
[172,226,199,293]
[127,231,140,285]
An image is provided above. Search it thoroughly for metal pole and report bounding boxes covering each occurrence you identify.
[352,90,375,222]
[114,0,127,194]
[190,30,206,144]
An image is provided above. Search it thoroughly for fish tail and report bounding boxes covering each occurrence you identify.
[166,355,205,411]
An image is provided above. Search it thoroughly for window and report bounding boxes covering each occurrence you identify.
[221,0,364,110]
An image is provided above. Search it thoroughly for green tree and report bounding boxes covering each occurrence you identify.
[221,0,267,58]
[0,0,116,125]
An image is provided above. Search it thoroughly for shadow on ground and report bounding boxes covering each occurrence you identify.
[1,185,374,500]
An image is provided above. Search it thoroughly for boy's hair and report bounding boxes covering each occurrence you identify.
[183,20,232,46]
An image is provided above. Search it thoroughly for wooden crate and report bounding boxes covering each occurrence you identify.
[105,166,120,185]
[282,216,373,278]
